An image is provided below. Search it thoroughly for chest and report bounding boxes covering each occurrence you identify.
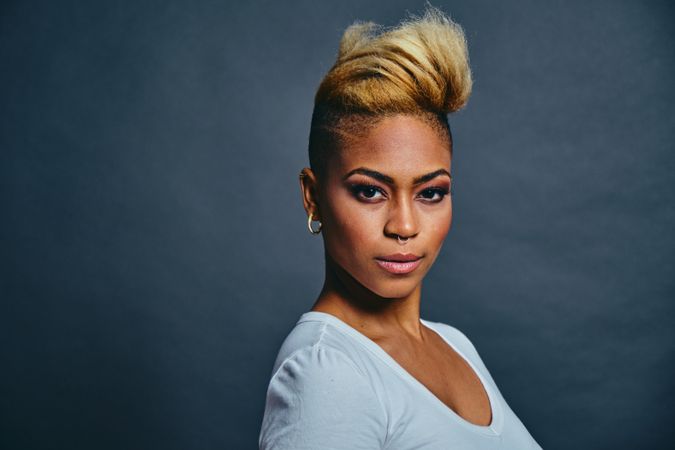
[376,332,493,427]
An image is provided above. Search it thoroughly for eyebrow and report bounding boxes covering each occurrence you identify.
[342,167,451,186]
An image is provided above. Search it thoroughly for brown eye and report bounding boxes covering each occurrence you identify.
[351,184,385,201]
[419,187,450,202]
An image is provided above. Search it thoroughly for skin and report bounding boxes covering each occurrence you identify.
[299,114,492,426]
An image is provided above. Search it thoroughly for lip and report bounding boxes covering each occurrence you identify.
[377,253,422,262]
[375,253,423,275]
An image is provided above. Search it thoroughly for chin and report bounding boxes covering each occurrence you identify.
[374,281,420,299]
[356,272,422,300]
[333,256,423,299]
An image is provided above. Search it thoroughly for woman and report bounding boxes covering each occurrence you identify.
[259,5,542,449]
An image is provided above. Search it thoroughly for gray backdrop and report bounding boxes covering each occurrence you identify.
[2,1,673,449]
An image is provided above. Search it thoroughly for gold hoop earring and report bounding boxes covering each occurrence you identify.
[307,213,322,235]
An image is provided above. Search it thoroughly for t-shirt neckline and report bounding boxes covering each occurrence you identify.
[297,310,504,437]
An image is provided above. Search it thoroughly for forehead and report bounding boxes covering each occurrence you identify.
[333,114,451,180]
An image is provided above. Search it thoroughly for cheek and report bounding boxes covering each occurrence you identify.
[331,203,377,249]
[322,191,380,261]
[428,200,453,245]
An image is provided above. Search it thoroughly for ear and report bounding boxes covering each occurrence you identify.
[298,167,321,221]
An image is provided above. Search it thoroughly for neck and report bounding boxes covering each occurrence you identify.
[311,252,424,339]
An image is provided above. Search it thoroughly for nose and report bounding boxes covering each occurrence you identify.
[383,194,419,240]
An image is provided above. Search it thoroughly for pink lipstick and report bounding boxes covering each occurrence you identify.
[375,253,423,275]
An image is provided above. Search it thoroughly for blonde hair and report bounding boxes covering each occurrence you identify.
[308,4,473,177]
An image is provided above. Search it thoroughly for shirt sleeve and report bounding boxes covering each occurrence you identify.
[258,344,387,450]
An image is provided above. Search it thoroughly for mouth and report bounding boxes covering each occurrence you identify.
[375,253,423,275]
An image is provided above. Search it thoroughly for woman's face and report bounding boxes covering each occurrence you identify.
[312,114,453,299]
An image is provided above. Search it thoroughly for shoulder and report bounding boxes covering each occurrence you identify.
[423,319,478,352]
[270,341,368,391]
[268,316,370,378]
[422,319,487,367]
[260,343,387,449]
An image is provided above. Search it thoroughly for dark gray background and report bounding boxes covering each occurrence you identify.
[2,1,673,449]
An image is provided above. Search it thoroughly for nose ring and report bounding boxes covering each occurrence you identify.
[397,235,409,245]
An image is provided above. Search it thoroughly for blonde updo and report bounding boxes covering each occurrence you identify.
[308,4,473,177]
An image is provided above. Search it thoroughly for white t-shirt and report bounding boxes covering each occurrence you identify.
[259,311,543,449]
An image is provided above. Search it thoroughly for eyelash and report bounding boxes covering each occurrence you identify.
[350,184,451,203]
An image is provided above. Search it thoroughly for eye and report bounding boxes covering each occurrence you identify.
[419,187,450,203]
[350,184,386,202]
